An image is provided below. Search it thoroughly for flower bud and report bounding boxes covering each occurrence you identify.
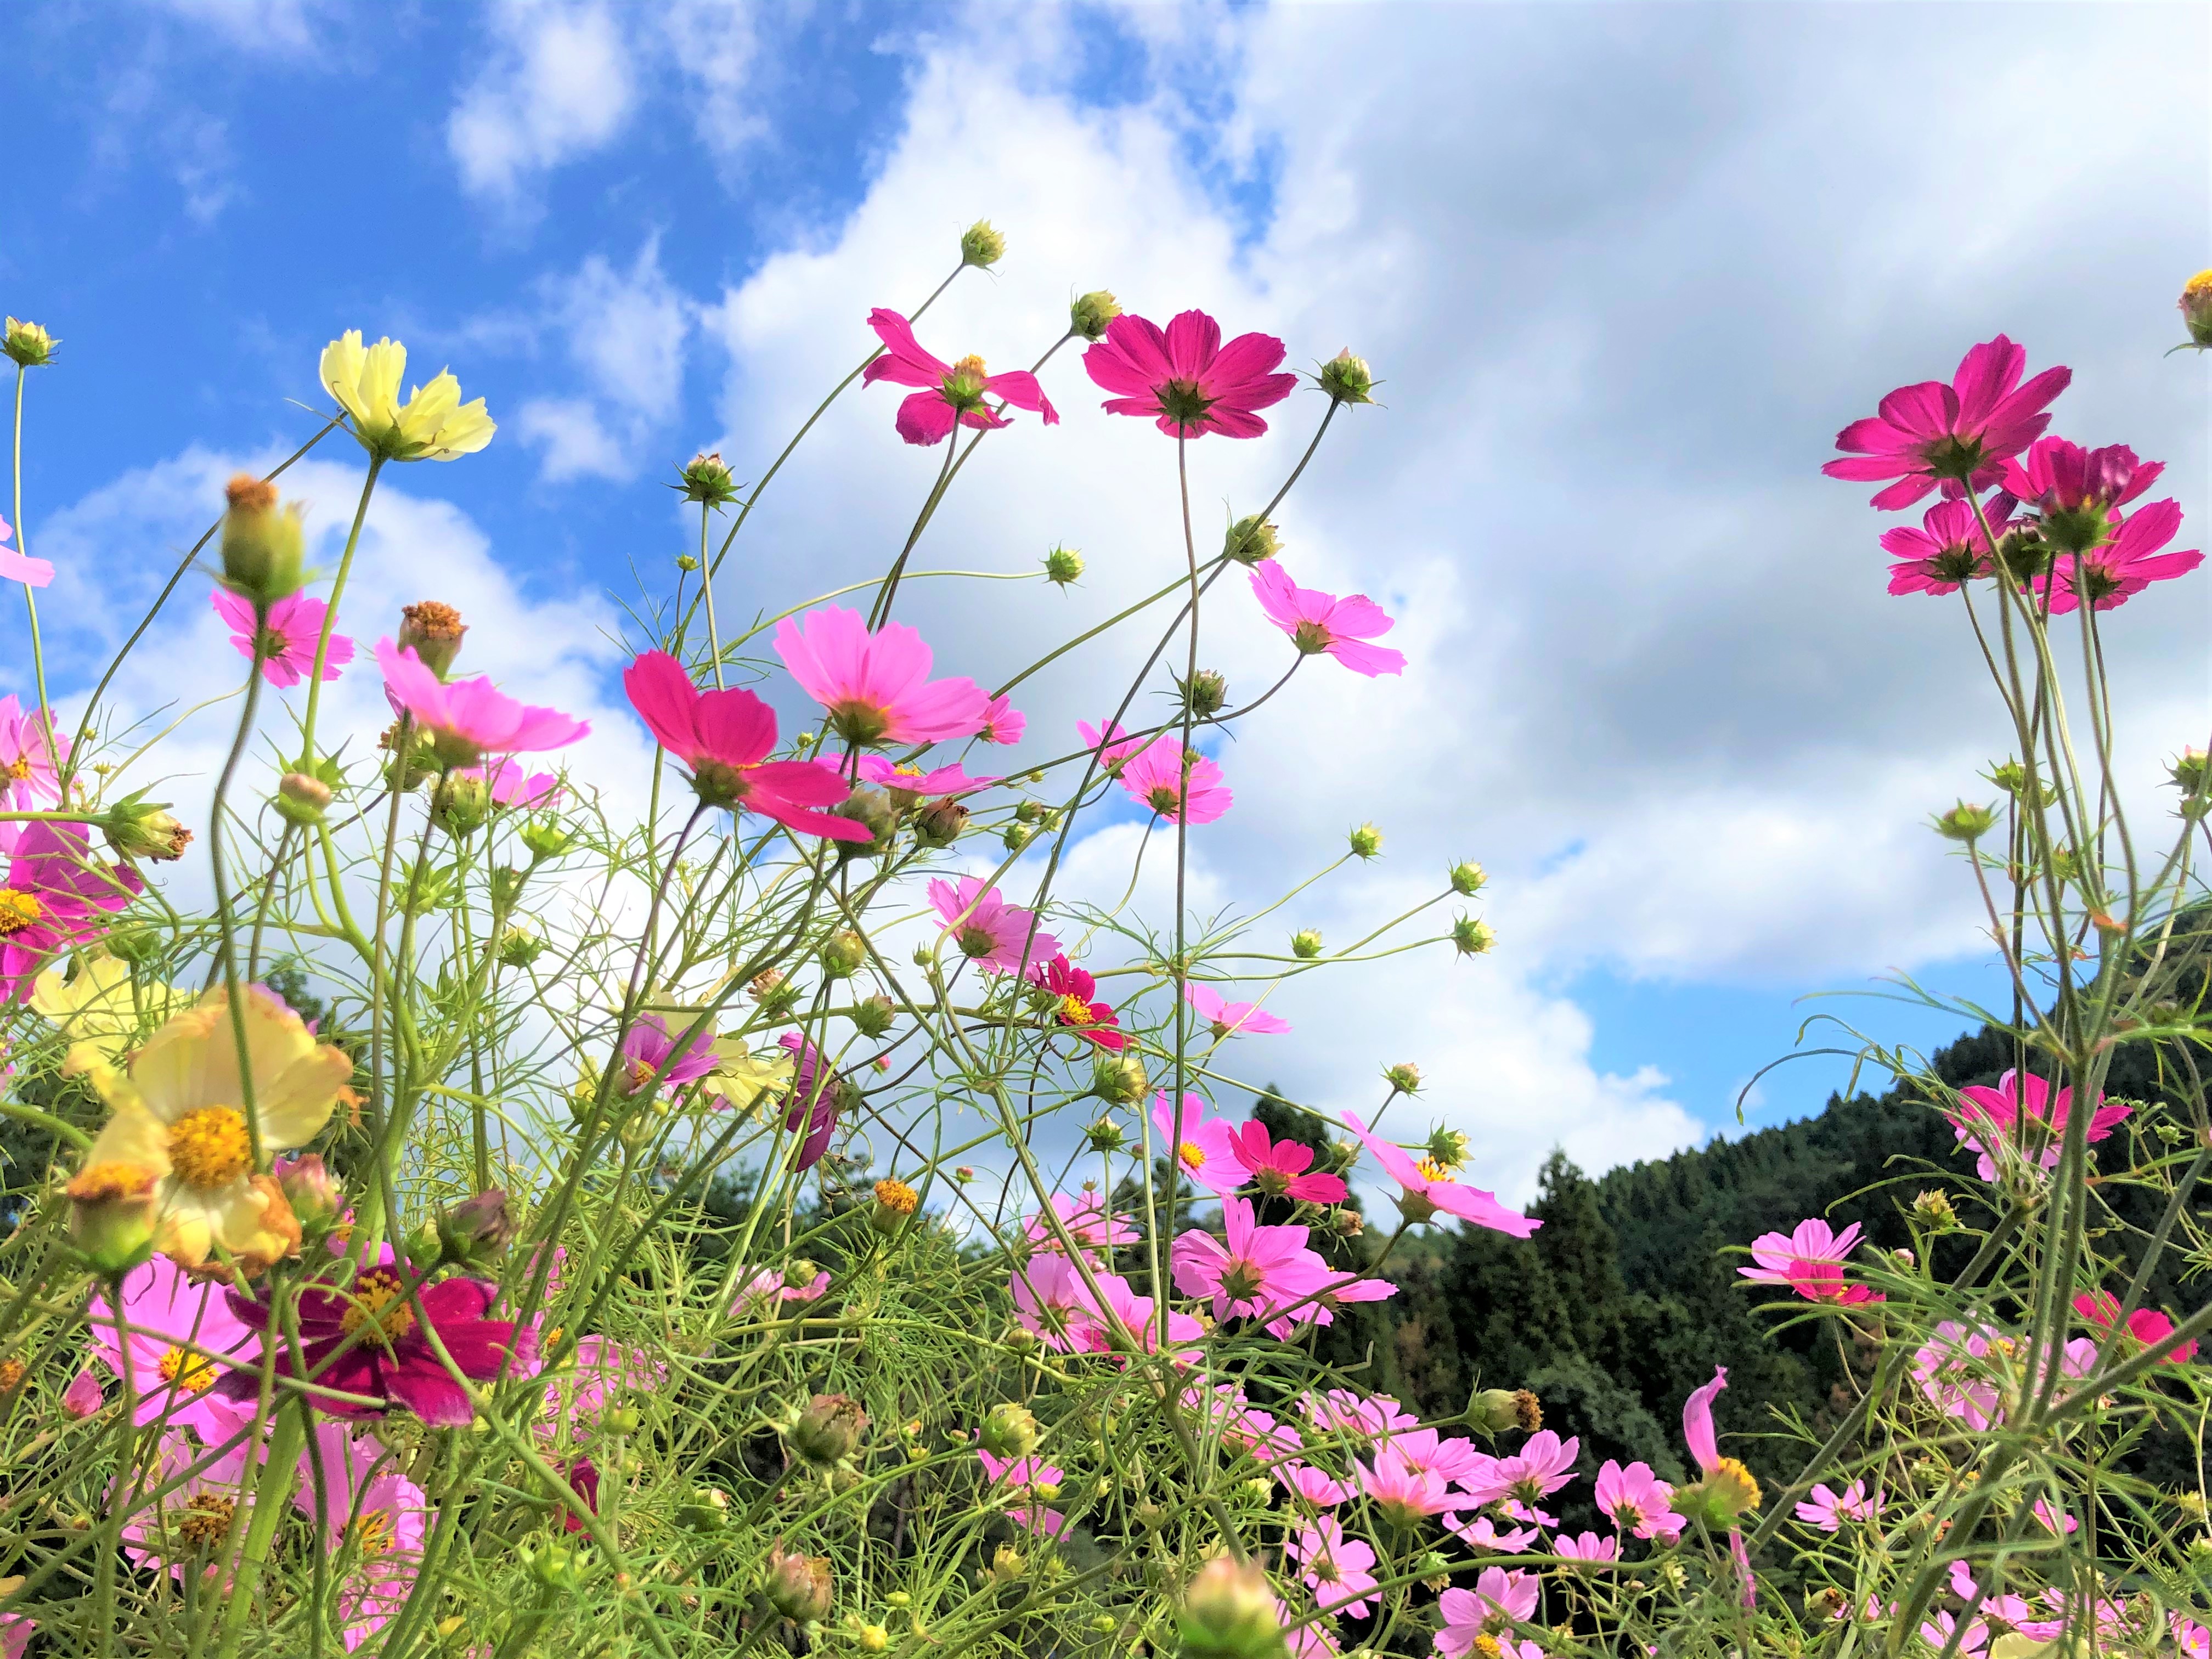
[3,317,57,368]
[520,820,573,860]
[2182,269,2212,348]
[1932,801,2000,843]
[1466,1387,1542,1436]
[870,1177,919,1235]
[786,1393,868,1466]
[1449,861,1486,896]
[104,794,191,863]
[498,928,545,968]
[61,1368,104,1418]
[1290,928,1323,960]
[1092,1053,1148,1106]
[960,219,1008,268]
[676,554,699,572]
[1085,1116,1127,1154]
[1331,1208,1364,1239]
[675,450,740,507]
[1070,290,1122,341]
[219,474,306,606]
[989,1544,1026,1583]
[398,601,468,679]
[1003,822,1036,853]
[523,1540,587,1594]
[980,1402,1042,1459]
[1911,1189,1959,1232]
[436,1189,513,1269]
[830,788,895,857]
[1181,670,1228,718]
[1423,1126,1470,1172]
[431,772,492,839]
[822,930,867,980]
[850,994,895,1039]
[1384,1062,1423,1095]
[1317,349,1375,405]
[858,1624,890,1652]
[913,797,968,849]
[1452,916,1494,956]
[1045,544,1085,586]
[1177,1557,1286,1659]
[275,771,334,827]
[674,1486,729,1532]
[1223,515,1281,567]
[1347,822,1383,859]
[275,1153,344,1234]
[65,1163,158,1274]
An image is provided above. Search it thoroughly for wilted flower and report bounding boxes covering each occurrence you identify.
[2182,269,2212,348]
[320,331,495,462]
[786,1392,868,1466]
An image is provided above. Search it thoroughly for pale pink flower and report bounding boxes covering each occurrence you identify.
[1286,1516,1379,1618]
[928,874,1059,974]
[1918,1610,1993,1659]
[1457,1430,1579,1509]
[1024,1190,1140,1256]
[1277,1599,1342,1659]
[1009,1251,1090,1350]
[1556,1530,1617,1562]
[0,696,67,808]
[1738,1218,1884,1306]
[862,308,1057,447]
[119,1432,256,1582]
[857,754,995,798]
[1824,335,2071,509]
[1152,1091,1244,1195]
[1276,1460,1356,1507]
[1303,1388,1418,1439]
[735,1266,830,1315]
[1446,1513,1541,1553]
[294,1423,432,1650]
[1170,1195,1333,1325]
[2045,497,2201,613]
[1882,494,2012,597]
[377,640,588,766]
[1082,309,1296,439]
[212,588,352,687]
[1356,1442,1452,1526]
[1593,1459,1684,1541]
[977,1448,1068,1536]
[453,757,562,809]
[1186,980,1291,1038]
[87,1256,257,1440]
[1911,1321,2008,1430]
[1949,1067,2130,1182]
[1435,1569,1542,1657]
[976,693,1026,744]
[1076,718,1146,772]
[2033,1497,2079,1536]
[1230,1119,1346,1204]
[1793,1480,1881,1532]
[1683,1368,1758,1606]
[1344,1111,1538,1238]
[1378,1427,1489,1487]
[0,512,52,587]
[1249,562,1406,677]
[772,606,987,746]
[541,1335,663,1438]
[2175,1616,2210,1659]
[1118,732,1231,824]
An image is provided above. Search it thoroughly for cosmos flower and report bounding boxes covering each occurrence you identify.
[1881,494,2011,597]
[450,757,562,810]
[377,640,587,768]
[928,875,1060,974]
[1152,1092,1244,1195]
[1082,309,1297,439]
[1185,980,1290,1039]
[0,695,67,807]
[321,331,495,462]
[1737,1218,1884,1306]
[773,607,988,747]
[1593,1459,1683,1541]
[211,589,352,688]
[1022,1190,1139,1255]
[862,308,1058,445]
[976,693,1026,744]
[1948,1068,2130,1181]
[1031,954,1125,1050]
[616,1014,719,1098]
[1823,335,2070,509]
[85,1255,257,1440]
[1249,562,1406,677]
[117,1432,256,1583]
[0,512,52,587]
[2044,498,2201,613]
[2074,1290,2197,1363]
[1285,1516,1379,1618]
[1169,1196,1333,1325]
[1228,1120,1347,1204]
[1344,1110,1538,1238]
[0,822,139,1003]
[856,754,996,799]
[1793,1480,1882,1533]
[777,1034,850,1171]
[1118,732,1232,824]
[293,1423,432,1651]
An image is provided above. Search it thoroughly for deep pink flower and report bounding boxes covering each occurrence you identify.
[929,874,1059,974]
[1118,732,1231,824]
[1882,495,2012,597]
[1023,1189,1139,1255]
[622,650,866,840]
[1794,1480,1882,1533]
[1356,1442,1453,1527]
[773,607,988,747]
[862,308,1058,447]
[617,1013,718,1097]
[2075,1290,2197,1362]
[856,754,995,799]
[1286,1516,1379,1618]
[61,1367,104,1417]
[1249,563,1406,677]
[0,821,143,1002]
[2000,436,2163,519]
[1738,1218,1883,1306]
[0,695,67,808]
[119,1432,255,1582]
[1152,1092,1244,1195]
[1949,1067,2131,1181]
[1229,1120,1347,1204]
[776,1034,848,1171]
[212,588,353,688]
[0,512,51,588]
[1082,309,1296,439]
[219,1251,538,1427]
[86,1255,257,1440]
[977,1448,1069,1536]
[294,1423,431,1650]
[1344,1111,1538,1238]
[1824,335,2071,509]
[560,1456,600,1534]
[2044,498,2202,613]
[1594,1459,1684,1541]
[1170,1196,1332,1324]
[1031,953,1125,1050]
[1186,980,1291,1039]
[377,640,588,767]
[977,693,1026,744]
[453,757,562,810]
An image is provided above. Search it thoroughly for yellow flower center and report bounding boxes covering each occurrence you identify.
[0,1359,23,1392]
[341,1270,417,1347]
[2187,269,2212,299]
[952,353,988,379]
[1712,1455,1764,1513]
[1472,1638,1503,1659]
[1056,993,1096,1027]
[0,888,41,936]
[1415,1156,1450,1182]
[157,1345,216,1394]
[874,1177,919,1216]
[352,1510,396,1556]
[166,1107,253,1190]
[1178,1142,1206,1171]
[2,755,30,781]
[177,1492,236,1547]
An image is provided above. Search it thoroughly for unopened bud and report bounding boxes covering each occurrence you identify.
[676,554,699,572]
[1092,1053,1148,1106]
[219,474,306,606]
[822,930,867,979]
[989,1544,1026,1583]
[61,1368,104,1418]
[1449,861,1486,896]
[765,1548,833,1622]
[275,771,334,826]
[498,928,544,968]
[523,1540,587,1594]
[1384,1062,1423,1095]
[3,317,57,368]
[786,1393,868,1465]
[1002,822,1036,853]
[2171,748,2209,817]
[1070,290,1122,342]
[1045,545,1085,586]
[1223,515,1280,567]
[1317,349,1375,405]
[1423,1125,1469,1172]
[520,820,573,860]
[1932,800,2000,843]
[65,1163,158,1274]
[850,994,895,1039]
[830,788,895,857]
[1331,1208,1364,1239]
[960,218,1007,268]
[274,1153,344,1233]
[436,1189,512,1268]
[398,601,467,679]
[1290,928,1323,960]
[913,797,968,849]
[674,1486,730,1532]
[1452,916,1494,956]
[857,1624,890,1652]
[1178,1557,1286,1659]
[431,772,491,838]
[1347,822,1383,859]
[980,1402,1041,1459]
[104,796,191,862]
[2182,270,2212,348]
[676,450,740,507]
[1911,1189,1959,1232]
[1085,1117,1127,1154]
[1182,669,1228,718]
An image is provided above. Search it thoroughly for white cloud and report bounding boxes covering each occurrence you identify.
[657,0,763,160]
[513,240,694,481]
[144,0,327,54]
[515,397,625,484]
[448,0,637,202]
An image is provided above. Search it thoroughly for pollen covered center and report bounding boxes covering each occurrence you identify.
[2,755,30,781]
[1415,1156,1451,1183]
[158,1345,217,1395]
[166,1106,253,1189]
[1056,994,1096,1026]
[1178,1142,1206,1172]
[177,1492,236,1547]
[352,1510,396,1556]
[341,1269,417,1347]
[0,887,42,936]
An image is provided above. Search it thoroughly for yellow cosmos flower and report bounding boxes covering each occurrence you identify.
[320,330,496,462]
[32,952,182,1088]
[79,986,352,1267]
[699,1040,795,1116]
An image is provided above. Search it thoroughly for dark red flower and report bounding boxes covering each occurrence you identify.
[561,1457,600,1532]
[1031,953,1124,1051]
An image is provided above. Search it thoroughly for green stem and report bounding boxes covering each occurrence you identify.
[297,452,385,766]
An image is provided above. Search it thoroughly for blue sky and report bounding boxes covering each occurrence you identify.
[4,1,2207,1199]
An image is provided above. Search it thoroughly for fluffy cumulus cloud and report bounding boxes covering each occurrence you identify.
[515,240,695,481]
[448,0,639,202]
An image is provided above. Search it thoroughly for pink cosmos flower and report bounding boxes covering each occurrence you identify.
[294,1423,431,1651]
[1793,1480,1881,1533]
[2044,498,2202,613]
[1277,1599,1344,1659]
[453,757,562,810]
[622,650,866,841]
[2179,1618,2212,1659]
[1249,563,1406,678]
[1911,1321,2008,1430]
[1076,718,1147,773]
[1435,1569,1542,1658]
[1276,1460,1357,1508]
[1023,1190,1139,1255]
[1229,1120,1347,1204]
[377,640,588,767]
[1882,494,2012,597]
[1303,1387,1419,1440]
[62,1367,104,1417]
[1286,1516,1380,1618]
[1010,1257,1201,1360]
[977,1448,1069,1536]
[1949,1068,2131,1181]
[1356,1442,1453,1527]
[1344,1111,1539,1238]
[0,696,67,807]
[119,1432,255,1582]
[211,588,353,688]
[616,1013,719,1098]
[928,874,1060,974]
[1153,1092,1244,1195]
[1169,1195,1332,1325]
[0,821,143,1003]
[772,607,988,747]
[1457,1430,1580,1510]
[1186,980,1291,1039]
[1069,1268,1205,1362]
[1118,732,1231,824]
[86,1255,257,1440]
[1920,1610,1994,1659]
[542,1334,664,1436]
[2074,1290,2197,1362]
[856,754,995,799]
[1378,1427,1488,1487]
[735,1265,832,1316]
[777,1035,848,1171]
[1446,1513,1541,1553]
[2033,1497,2079,1536]
[977,693,1025,744]
[1009,1251,1090,1350]
[1737,1218,1884,1306]
[1556,1530,1617,1562]
[862,308,1058,447]
[1823,335,2071,509]
[1683,1368,1758,1606]
[0,512,51,588]
[1593,1459,1684,1541]
[2000,436,2164,519]
[1082,309,1297,439]
[1032,954,1125,1051]
[0,1613,29,1659]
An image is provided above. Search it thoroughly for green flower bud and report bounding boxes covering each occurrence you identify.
[1911,1189,1959,1232]
[960,219,1007,268]
[1466,1386,1543,1436]
[522,1540,588,1594]
[786,1392,868,1466]
[1003,822,1036,853]
[1347,822,1383,859]
[1045,545,1085,586]
[1449,861,1486,896]
[822,930,867,979]
[498,927,545,968]
[831,788,895,857]
[980,1402,1042,1459]
[1383,1062,1422,1094]
[1932,800,2000,843]
[435,1189,512,1269]
[675,554,699,572]
[104,793,192,863]
[3,317,57,368]
[1177,1558,1286,1659]
[520,819,573,860]
[764,1548,833,1622]
[1092,1053,1148,1106]
[674,450,740,507]
[431,772,492,839]
[1223,514,1281,566]
[397,601,467,679]
[1423,1125,1469,1172]
[674,1487,730,1532]
[1085,1117,1127,1154]
[1070,290,1122,341]
[66,1163,158,1275]
[1317,348,1375,405]
[912,797,968,849]
[1182,669,1228,718]
[1290,928,1323,960]
[858,1625,890,1653]
[1452,915,1494,956]
[850,994,895,1039]
[218,475,306,607]
[989,1544,1026,1583]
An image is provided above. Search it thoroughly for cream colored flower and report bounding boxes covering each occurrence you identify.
[32,952,182,1087]
[80,986,352,1267]
[699,1040,795,1116]
[320,330,495,462]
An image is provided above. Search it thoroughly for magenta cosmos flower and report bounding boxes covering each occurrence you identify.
[774,606,987,748]
[1153,1091,1244,1195]
[616,1013,718,1098]
[1882,494,2015,597]
[1031,953,1124,1050]
[623,650,864,840]
[928,874,1059,974]
[218,1252,538,1427]
[863,308,1059,447]
[2001,436,2163,522]
[1286,1516,1380,1618]
[1229,1120,1346,1204]
[1823,335,2071,509]
[1456,1428,1581,1518]
[0,695,67,808]
[1250,563,1407,677]
[1342,1111,1538,1238]
[0,821,142,1002]
[1948,1066,2130,1181]
[1738,1217,1883,1306]
[86,1255,257,1440]
[2075,1290,2197,1363]
[212,588,353,688]
[1594,1458,1684,1541]
[856,754,995,800]
[1118,732,1231,824]
[294,1423,432,1651]
[1169,1195,1333,1325]
[1186,980,1290,1039]
[1082,310,1297,439]
[0,513,50,588]
[977,693,1025,744]
[777,1034,849,1171]
[1023,1189,1139,1255]
[377,640,588,769]
[2045,498,2201,613]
